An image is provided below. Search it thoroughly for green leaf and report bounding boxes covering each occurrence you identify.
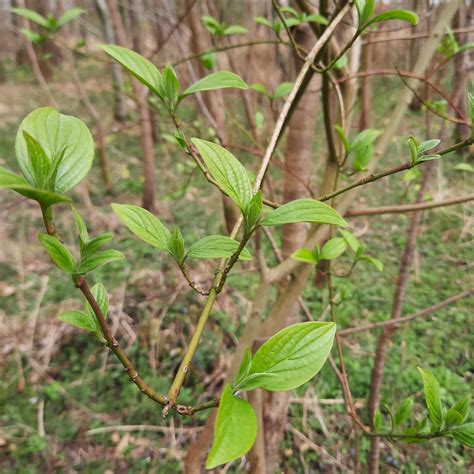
[373,409,383,432]
[254,16,273,29]
[201,52,217,70]
[417,154,441,163]
[360,0,375,26]
[180,71,248,99]
[22,131,51,189]
[71,206,89,246]
[201,15,222,35]
[408,136,419,165]
[56,8,85,28]
[454,163,474,173]
[247,321,336,391]
[417,139,440,155]
[81,233,114,260]
[360,255,383,272]
[306,14,328,25]
[158,64,180,110]
[335,125,350,153]
[187,235,252,261]
[83,283,108,341]
[78,249,124,274]
[19,27,45,43]
[339,229,360,252]
[251,83,270,96]
[279,6,298,16]
[38,234,76,273]
[446,395,471,426]
[59,310,96,332]
[111,204,171,252]
[261,199,347,227]
[291,248,318,264]
[100,45,162,97]
[0,167,72,206]
[169,227,186,264]
[418,367,443,429]
[320,238,347,260]
[350,129,381,153]
[244,191,263,232]
[394,397,413,427]
[365,10,418,28]
[451,423,474,448]
[331,54,348,70]
[234,347,253,389]
[273,82,293,99]
[206,385,257,469]
[223,25,248,35]
[191,139,253,209]
[15,107,94,193]
[11,7,49,28]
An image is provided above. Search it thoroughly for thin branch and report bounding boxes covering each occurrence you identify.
[346,194,474,217]
[339,289,474,337]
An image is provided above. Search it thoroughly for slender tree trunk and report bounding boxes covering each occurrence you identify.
[106,0,156,211]
[186,0,240,234]
[95,0,126,122]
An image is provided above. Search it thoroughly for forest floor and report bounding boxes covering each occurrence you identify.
[0,57,472,473]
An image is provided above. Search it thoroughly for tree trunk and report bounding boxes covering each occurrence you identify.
[106,0,156,211]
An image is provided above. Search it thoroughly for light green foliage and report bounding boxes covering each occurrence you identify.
[59,283,109,342]
[38,234,77,273]
[261,199,347,227]
[180,71,248,99]
[354,1,418,31]
[320,238,347,260]
[237,322,336,391]
[206,385,257,469]
[187,235,252,261]
[15,107,94,193]
[418,367,443,428]
[191,138,253,210]
[201,15,248,37]
[111,204,171,251]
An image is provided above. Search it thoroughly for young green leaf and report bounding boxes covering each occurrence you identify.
[373,408,383,432]
[450,423,474,448]
[19,28,45,43]
[261,199,347,227]
[408,136,419,165]
[158,65,180,110]
[180,71,248,99]
[291,248,318,264]
[191,139,253,209]
[394,397,414,427]
[251,83,270,96]
[223,25,248,35]
[201,51,217,70]
[22,131,51,189]
[0,166,71,206]
[15,107,94,193]
[335,125,350,153]
[38,234,77,273]
[306,14,328,25]
[244,191,263,232]
[59,310,96,332]
[100,45,163,97]
[339,229,360,252]
[360,0,375,27]
[418,367,443,428]
[11,7,49,28]
[71,206,89,246]
[454,163,474,173]
[234,347,253,389]
[365,10,418,28]
[111,204,171,252]
[247,321,336,391]
[350,129,381,153]
[56,8,85,28]
[417,139,440,155]
[360,255,384,272]
[320,238,347,260]
[446,395,471,427]
[78,249,124,274]
[187,235,252,260]
[206,385,257,469]
[81,233,115,260]
[83,283,108,341]
[169,227,186,264]
[273,82,293,99]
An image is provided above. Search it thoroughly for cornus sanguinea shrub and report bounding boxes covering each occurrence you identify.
[3,0,473,469]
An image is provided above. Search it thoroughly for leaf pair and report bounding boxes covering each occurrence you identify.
[100,45,248,113]
[408,136,441,165]
[59,283,108,342]
[201,15,248,36]
[0,108,94,207]
[12,7,84,34]
[207,321,336,469]
[354,1,418,31]
[335,126,381,171]
[111,204,252,264]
